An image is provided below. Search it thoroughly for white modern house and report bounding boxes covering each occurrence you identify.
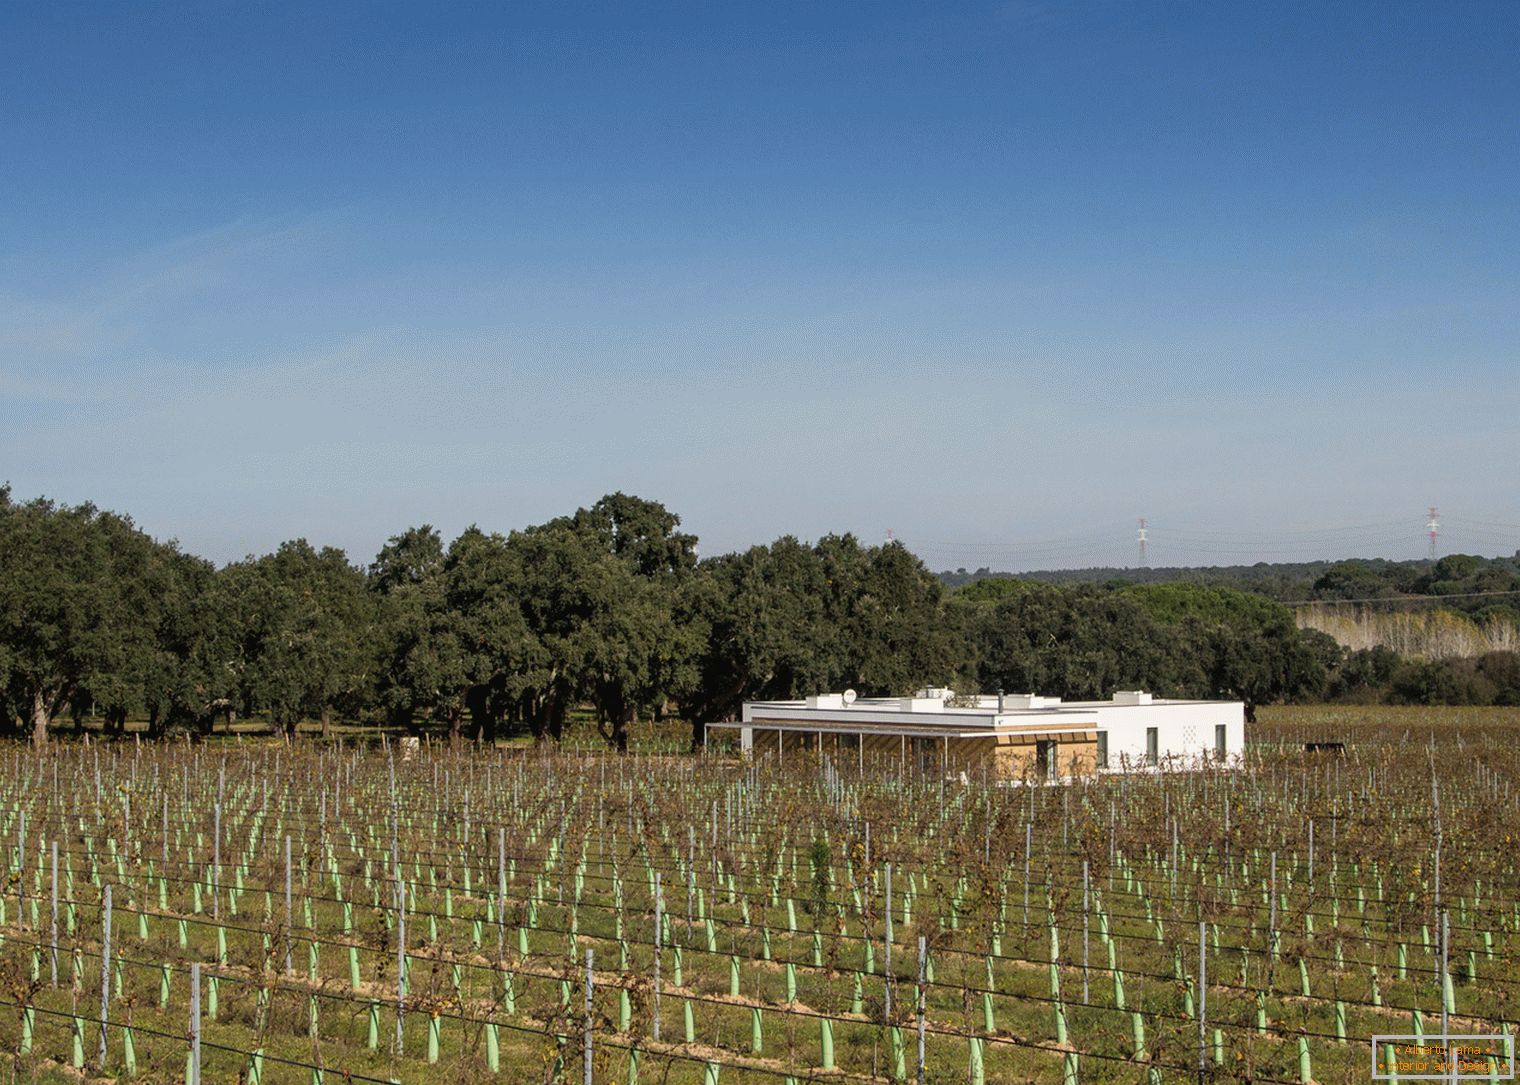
[706,689,1244,780]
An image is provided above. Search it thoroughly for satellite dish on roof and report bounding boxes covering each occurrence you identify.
[842,689,858,705]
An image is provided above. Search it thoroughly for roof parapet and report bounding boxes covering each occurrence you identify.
[994,693,1060,710]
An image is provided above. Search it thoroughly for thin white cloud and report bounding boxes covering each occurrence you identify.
[0,213,347,377]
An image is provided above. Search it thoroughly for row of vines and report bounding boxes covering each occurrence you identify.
[0,711,1515,1083]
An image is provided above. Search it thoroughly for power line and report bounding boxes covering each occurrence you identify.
[1445,515,1520,532]
[1285,589,1520,607]
[902,512,1520,572]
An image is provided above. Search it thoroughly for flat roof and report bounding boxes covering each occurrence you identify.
[713,718,1099,738]
[745,696,1226,713]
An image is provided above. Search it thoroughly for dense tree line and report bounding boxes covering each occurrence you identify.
[946,553,1520,624]
[3,486,1514,747]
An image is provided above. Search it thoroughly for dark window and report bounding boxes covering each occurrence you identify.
[1215,724,1227,759]
[1036,740,1057,780]
[1096,732,1108,769]
[1145,727,1158,766]
[839,733,860,750]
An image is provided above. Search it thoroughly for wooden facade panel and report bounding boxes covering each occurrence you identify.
[1060,738,1098,776]
[995,742,1037,778]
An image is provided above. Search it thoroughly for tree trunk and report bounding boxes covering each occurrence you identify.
[615,705,633,753]
[545,687,565,743]
[466,685,493,745]
[683,672,746,748]
[597,687,633,753]
[448,704,463,749]
[30,688,52,747]
[525,691,546,742]
[320,704,331,739]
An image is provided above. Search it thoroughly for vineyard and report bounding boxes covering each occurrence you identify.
[1,706,1516,1084]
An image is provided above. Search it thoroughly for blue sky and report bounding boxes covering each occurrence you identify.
[3,1,1517,569]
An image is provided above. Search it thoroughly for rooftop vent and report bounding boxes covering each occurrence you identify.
[1000,693,1060,710]
[1111,690,1153,706]
[897,696,949,712]
[805,694,846,709]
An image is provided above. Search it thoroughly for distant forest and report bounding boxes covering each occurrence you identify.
[3,485,1519,749]
[940,554,1520,619]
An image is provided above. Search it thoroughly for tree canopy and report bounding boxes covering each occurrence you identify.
[4,485,1513,745]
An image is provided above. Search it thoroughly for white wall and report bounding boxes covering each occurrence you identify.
[1094,701,1245,771]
